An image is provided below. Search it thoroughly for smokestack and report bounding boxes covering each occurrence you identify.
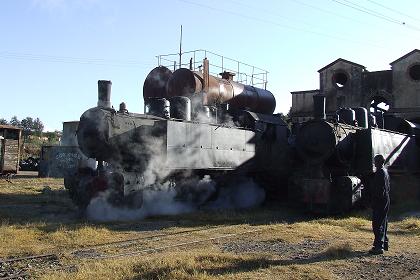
[313,94,326,120]
[98,80,112,108]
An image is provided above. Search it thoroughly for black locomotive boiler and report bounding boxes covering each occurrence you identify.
[66,59,291,209]
[290,94,420,213]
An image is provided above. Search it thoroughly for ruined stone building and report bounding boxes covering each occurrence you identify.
[290,49,420,123]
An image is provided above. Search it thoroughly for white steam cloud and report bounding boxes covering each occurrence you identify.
[86,176,265,222]
[86,182,193,222]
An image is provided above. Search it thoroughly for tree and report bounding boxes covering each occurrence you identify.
[0,118,8,125]
[9,116,21,127]
[32,118,44,135]
[43,130,61,144]
[21,117,34,136]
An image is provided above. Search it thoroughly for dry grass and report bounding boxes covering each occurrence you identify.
[1,178,420,279]
[396,218,420,235]
[321,242,353,259]
[43,250,335,280]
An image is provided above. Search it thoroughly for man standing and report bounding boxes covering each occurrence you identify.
[369,154,390,255]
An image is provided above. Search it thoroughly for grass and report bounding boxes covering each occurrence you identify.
[1,177,419,279]
[43,250,336,280]
[321,242,353,259]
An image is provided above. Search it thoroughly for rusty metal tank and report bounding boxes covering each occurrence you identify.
[143,66,173,99]
[166,68,276,114]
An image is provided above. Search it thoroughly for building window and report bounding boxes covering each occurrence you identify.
[332,71,349,88]
[408,64,420,81]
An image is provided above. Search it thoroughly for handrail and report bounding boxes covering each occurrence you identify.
[155,49,268,88]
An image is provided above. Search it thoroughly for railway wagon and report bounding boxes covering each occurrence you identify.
[0,125,22,174]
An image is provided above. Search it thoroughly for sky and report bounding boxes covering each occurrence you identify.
[1,0,420,131]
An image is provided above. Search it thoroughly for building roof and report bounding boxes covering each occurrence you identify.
[290,89,320,95]
[0,124,22,130]
[390,49,420,65]
[318,58,365,73]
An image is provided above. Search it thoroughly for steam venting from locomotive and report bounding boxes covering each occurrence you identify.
[72,58,277,221]
[87,177,265,222]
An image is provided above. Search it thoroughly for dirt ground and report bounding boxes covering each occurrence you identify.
[0,178,419,279]
[220,235,420,280]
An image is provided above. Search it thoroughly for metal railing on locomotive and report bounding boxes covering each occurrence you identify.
[148,50,271,122]
[156,49,269,89]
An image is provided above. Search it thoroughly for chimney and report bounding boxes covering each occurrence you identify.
[97,80,112,108]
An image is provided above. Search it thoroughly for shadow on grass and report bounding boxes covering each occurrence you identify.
[0,188,312,235]
[129,248,367,280]
[1,186,419,239]
[4,183,417,237]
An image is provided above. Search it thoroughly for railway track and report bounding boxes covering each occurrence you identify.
[67,225,223,257]
[0,224,265,279]
[92,228,263,260]
[0,254,63,280]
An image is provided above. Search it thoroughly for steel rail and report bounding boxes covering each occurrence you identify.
[93,228,263,260]
[67,225,230,255]
[0,224,241,264]
[0,253,57,265]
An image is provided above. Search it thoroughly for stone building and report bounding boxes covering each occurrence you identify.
[290,49,420,123]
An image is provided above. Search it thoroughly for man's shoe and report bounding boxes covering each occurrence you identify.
[369,247,384,255]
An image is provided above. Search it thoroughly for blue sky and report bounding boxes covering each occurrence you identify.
[1,0,420,131]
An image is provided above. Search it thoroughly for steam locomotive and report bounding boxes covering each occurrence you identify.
[65,59,291,209]
[65,56,420,213]
[289,95,420,213]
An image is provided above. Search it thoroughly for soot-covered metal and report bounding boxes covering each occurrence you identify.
[66,53,420,216]
[66,56,290,211]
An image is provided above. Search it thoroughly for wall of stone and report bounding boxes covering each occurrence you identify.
[391,52,420,111]
[319,60,365,113]
[291,90,319,116]
[290,50,420,123]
